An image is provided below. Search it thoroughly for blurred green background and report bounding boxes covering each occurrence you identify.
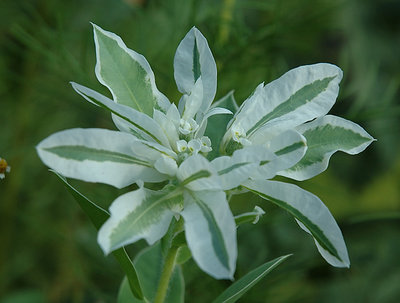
[1,0,399,302]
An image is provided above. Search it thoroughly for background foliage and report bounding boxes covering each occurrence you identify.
[0,0,399,302]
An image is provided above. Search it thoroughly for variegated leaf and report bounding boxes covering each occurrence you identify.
[223,64,343,152]
[251,130,307,180]
[212,146,274,190]
[98,186,183,254]
[93,24,170,115]
[174,27,217,115]
[181,190,237,279]
[71,82,171,148]
[177,154,221,191]
[244,180,350,268]
[36,128,167,188]
[280,115,375,180]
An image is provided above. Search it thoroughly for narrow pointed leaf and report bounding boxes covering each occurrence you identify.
[174,27,217,115]
[98,186,183,254]
[52,172,143,300]
[71,82,171,148]
[212,254,291,303]
[181,190,237,279]
[224,64,343,150]
[280,115,375,180]
[93,24,170,115]
[234,206,265,226]
[118,243,184,303]
[244,180,350,268]
[37,128,167,188]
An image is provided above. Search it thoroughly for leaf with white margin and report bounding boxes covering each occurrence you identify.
[181,77,203,121]
[212,146,274,190]
[93,23,170,115]
[71,82,171,148]
[98,185,183,254]
[243,179,350,268]
[181,190,237,279]
[279,115,375,180]
[36,128,167,188]
[177,154,221,191]
[174,27,217,115]
[250,130,307,180]
[224,64,343,150]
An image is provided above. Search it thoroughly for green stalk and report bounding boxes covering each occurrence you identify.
[154,245,179,303]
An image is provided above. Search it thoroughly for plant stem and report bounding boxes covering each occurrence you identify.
[154,245,179,303]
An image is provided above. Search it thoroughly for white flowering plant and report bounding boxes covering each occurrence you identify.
[36,24,374,303]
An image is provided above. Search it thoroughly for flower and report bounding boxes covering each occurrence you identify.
[37,24,374,279]
[0,157,11,179]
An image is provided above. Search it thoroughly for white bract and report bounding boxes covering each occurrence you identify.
[37,24,375,279]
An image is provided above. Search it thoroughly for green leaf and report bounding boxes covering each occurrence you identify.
[280,115,375,180]
[181,190,237,279]
[244,180,350,268]
[98,186,184,254]
[36,128,167,188]
[174,27,217,115]
[71,82,172,148]
[205,91,238,159]
[52,172,143,300]
[212,254,291,303]
[234,206,265,226]
[93,24,170,116]
[223,64,343,151]
[117,243,184,303]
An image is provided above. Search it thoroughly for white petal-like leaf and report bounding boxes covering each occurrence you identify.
[174,27,217,115]
[212,146,274,190]
[98,186,183,254]
[224,64,343,151]
[181,190,237,279]
[280,115,375,180]
[71,82,171,148]
[244,180,350,268]
[181,77,204,121]
[36,128,167,188]
[177,154,221,191]
[93,24,170,115]
[251,130,307,180]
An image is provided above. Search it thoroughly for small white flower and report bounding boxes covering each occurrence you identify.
[176,140,188,152]
[231,124,246,143]
[179,118,199,135]
[231,124,251,146]
[188,139,202,154]
[200,136,212,153]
